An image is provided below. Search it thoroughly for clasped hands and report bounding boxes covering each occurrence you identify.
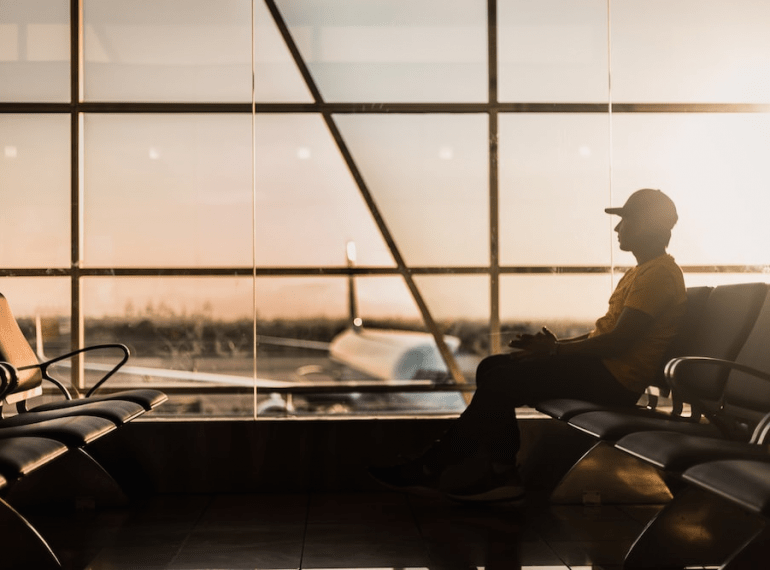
[508,326,557,361]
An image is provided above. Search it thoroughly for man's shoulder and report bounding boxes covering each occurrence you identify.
[633,255,686,295]
[637,254,683,279]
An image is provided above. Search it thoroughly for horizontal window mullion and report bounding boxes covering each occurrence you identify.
[5,102,770,115]
[3,266,769,278]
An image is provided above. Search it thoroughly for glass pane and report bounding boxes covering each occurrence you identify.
[254,0,313,102]
[254,276,346,415]
[413,273,487,369]
[83,114,253,267]
[414,275,489,323]
[83,0,252,102]
[255,275,469,415]
[611,0,770,104]
[501,273,614,336]
[0,114,70,267]
[335,114,489,267]
[683,273,770,289]
[255,276,348,323]
[0,277,70,336]
[254,114,393,267]
[499,113,612,266]
[498,0,609,103]
[0,0,70,102]
[82,277,255,417]
[350,275,423,328]
[611,113,770,267]
[276,0,488,102]
[345,275,466,414]
[0,277,71,396]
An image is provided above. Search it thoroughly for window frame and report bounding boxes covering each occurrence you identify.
[3,0,770,413]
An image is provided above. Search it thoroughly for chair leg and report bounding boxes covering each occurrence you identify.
[0,497,61,569]
[623,485,762,569]
[549,440,674,505]
[6,448,130,510]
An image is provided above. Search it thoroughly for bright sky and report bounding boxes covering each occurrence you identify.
[3,0,770,325]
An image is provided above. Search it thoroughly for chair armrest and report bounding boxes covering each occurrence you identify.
[0,361,18,399]
[666,356,770,438]
[749,410,770,444]
[19,343,130,399]
[665,356,770,384]
[18,362,72,401]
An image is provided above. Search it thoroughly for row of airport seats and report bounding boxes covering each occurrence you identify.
[0,293,167,569]
[536,282,770,569]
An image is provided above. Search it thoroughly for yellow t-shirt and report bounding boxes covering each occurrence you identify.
[589,254,687,393]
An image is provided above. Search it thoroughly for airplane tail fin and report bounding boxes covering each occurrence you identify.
[34,314,47,360]
[346,241,363,333]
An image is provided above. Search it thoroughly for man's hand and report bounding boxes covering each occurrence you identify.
[508,327,557,360]
[508,326,556,347]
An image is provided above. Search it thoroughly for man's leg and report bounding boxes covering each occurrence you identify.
[368,355,527,493]
[438,354,640,500]
[369,353,638,498]
[426,353,637,470]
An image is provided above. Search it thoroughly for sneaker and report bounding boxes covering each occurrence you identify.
[442,464,525,503]
[368,458,440,494]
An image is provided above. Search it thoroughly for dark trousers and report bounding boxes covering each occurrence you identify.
[426,353,641,469]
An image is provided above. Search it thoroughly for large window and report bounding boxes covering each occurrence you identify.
[2,0,770,418]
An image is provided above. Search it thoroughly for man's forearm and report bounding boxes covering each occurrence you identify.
[555,331,629,358]
[559,333,591,343]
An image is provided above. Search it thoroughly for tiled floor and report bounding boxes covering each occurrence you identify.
[21,491,689,570]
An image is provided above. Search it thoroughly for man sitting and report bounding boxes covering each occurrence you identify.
[370,189,688,502]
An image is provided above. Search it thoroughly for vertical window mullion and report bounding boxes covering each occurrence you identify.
[70,0,85,390]
[488,0,501,355]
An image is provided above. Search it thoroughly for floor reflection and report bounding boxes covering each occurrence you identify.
[26,491,663,570]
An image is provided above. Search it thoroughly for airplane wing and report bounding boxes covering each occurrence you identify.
[34,315,308,389]
[30,237,470,412]
[257,335,331,351]
[76,361,296,388]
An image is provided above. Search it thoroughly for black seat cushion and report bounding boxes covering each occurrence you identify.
[0,400,145,427]
[0,437,68,479]
[32,389,168,413]
[616,430,770,472]
[0,416,116,448]
[568,409,722,441]
[535,399,610,421]
[684,459,770,517]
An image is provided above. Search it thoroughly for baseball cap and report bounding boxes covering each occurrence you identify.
[605,189,678,231]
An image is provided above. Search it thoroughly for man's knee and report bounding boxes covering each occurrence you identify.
[475,354,518,389]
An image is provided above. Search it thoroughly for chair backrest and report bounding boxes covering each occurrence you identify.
[670,282,768,415]
[653,286,713,391]
[665,286,714,359]
[0,293,43,404]
[720,289,770,433]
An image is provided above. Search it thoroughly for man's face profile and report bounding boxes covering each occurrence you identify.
[614,214,667,252]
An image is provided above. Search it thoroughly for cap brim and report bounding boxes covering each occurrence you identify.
[605,207,625,215]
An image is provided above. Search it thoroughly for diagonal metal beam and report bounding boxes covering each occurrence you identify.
[264,0,467,387]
